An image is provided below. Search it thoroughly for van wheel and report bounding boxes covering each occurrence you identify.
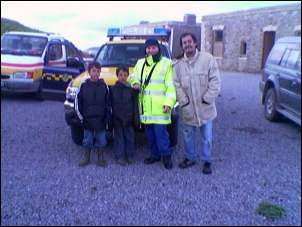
[71,126,83,145]
[36,83,44,101]
[264,88,283,122]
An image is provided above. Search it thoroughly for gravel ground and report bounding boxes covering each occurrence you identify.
[1,71,301,226]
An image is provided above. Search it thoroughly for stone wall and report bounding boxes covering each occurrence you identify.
[201,3,301,73]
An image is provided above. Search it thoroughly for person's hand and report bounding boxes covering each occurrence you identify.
[163,105,171,113]
[133,83,140,90]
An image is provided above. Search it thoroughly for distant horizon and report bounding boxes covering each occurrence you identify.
[1,1,300,50]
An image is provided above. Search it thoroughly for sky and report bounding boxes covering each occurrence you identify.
[1,1,301,50]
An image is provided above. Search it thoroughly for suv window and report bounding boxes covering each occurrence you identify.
[286,49,300,69]
[268,43,287,65]
[96,43,169,67]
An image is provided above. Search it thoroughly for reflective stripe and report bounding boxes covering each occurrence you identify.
[157,58,168,80]
[141,79,164,84]
[74,82,84,122]
[140,115,171,121]
[165,81,174,86]
[131,73,139,81]
[165,93,176,98]
[143,91,165,96]
[143,90,175,98]
[44,74,73,81]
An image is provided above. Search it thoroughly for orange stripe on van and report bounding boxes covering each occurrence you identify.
[1,62,44,68]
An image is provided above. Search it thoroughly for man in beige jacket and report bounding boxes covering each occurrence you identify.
[172,32,221,174]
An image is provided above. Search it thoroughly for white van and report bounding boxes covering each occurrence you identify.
[1,31,87,100]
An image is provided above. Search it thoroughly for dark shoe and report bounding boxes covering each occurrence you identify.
[163,155,172,169]
[116,158,127,166]
[178,158,195,169]
[127,158,135,164]
[144,157,161,164]
[202,162,212,174]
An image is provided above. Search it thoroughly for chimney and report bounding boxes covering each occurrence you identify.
[184,14,196,25]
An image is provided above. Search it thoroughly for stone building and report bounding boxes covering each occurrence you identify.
[201,3,301,73]
[122,14,201,59]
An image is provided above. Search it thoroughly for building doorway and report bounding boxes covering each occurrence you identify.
[261,31,276,69]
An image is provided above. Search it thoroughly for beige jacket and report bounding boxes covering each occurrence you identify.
[172,50,221,126]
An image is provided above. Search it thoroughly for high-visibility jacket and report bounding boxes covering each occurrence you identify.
[130,55,176,125]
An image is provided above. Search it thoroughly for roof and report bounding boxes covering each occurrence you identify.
[277,36,301,43]
[3,31,64,39]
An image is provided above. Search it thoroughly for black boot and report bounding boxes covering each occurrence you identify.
[163,155,172,169]
[78,148,91,167]
[97,147,107,167]
[144,157,161,164]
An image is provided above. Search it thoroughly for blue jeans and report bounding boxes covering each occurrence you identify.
[83,129,107,148]
[183,122,212,163]
[144,124,172,158]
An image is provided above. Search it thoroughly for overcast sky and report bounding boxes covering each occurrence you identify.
[1,1,300,50]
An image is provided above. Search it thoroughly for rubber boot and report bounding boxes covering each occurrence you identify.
[97,147,107,167]
[78,148,91,167]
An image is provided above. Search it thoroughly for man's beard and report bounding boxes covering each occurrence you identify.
[185,46,194,54]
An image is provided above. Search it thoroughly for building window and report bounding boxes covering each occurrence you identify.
[240,41,247,57]
[212,30,224,57]
[295,30,301,36]
[215,30,223,42]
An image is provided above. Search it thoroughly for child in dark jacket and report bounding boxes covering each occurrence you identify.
[75,61,111,167]
[110,66,140,166]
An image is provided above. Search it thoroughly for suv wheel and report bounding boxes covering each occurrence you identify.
[264,88,283,122]
[71,126,83,145]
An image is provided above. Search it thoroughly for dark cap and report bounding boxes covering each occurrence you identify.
[145,38,160,49]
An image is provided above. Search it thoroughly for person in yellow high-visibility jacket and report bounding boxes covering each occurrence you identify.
[130,38,176,169]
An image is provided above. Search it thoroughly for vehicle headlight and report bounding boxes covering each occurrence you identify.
[66,86,78,102]
[13,72,33,79]
[66,80,79,102]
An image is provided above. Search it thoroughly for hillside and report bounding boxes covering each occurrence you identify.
[1,18,43,37]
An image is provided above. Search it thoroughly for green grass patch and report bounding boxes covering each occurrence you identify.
[255,202,285,219]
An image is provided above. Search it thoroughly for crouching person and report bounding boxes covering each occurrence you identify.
[75,61,111,167]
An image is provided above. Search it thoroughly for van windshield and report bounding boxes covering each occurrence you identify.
[1,34,48,57]
[95,43,169,67]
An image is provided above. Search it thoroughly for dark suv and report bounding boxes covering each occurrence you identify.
[259,36,301,126]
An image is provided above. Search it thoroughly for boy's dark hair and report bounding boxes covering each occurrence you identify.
[88,61,101,72]
[116,65,129,76]
[175,32,199,60]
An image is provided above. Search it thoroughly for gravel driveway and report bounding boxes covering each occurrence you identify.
[1,71,301,226]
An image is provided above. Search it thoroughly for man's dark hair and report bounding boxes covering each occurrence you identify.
[179,32,198,47]
[116,65,129,76]
[88,61,101,72]
[175,32,198,60]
